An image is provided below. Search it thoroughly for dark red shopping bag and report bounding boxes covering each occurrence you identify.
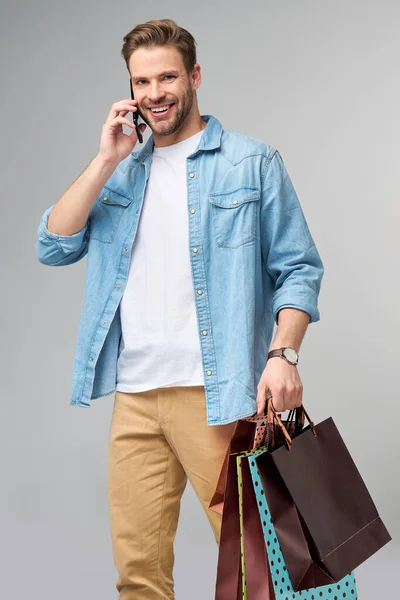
[255,398,392,590]
[209,417,269,515]
[215,453,242,600]
[215,452,274,600]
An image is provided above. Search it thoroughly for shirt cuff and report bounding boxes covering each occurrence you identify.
[271,284,321,325]
[37,204,89,253]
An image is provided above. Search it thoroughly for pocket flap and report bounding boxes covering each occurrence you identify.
[209,186,260,209]
[99,187,132,207]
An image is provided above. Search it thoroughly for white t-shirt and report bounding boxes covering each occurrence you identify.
[116,129,205,392]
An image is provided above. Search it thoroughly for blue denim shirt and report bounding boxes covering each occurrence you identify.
[36,114,324,425]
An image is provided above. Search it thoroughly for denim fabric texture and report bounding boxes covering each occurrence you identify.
[36,114,324,425]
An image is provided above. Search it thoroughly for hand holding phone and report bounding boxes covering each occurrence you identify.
[96,94,146,166]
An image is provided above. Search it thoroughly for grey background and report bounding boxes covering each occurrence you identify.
[1,1,398,598]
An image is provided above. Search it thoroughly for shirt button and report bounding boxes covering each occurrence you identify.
[193,247,198,253]
[189,172,195,178]
[206,370,212,376]
[197,289,203,295]
[102,320,107,325]
[103,196,108,201]
[124,247,128,252]
[233,200,238,205]
[115,284,120,289]
[202,330,208,336]
[89,356,94,361]
[190,209,196,214]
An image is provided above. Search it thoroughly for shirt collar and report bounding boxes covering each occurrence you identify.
[131,114,223,164]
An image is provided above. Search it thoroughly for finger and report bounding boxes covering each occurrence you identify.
[271,387,284,413]
[104,115,135,131]
[256,386,267,416]
[296,382,303,408]
[285,385,297,411]
[116,108,136,119]
[261,390,274,416]
[288,382,301,410]
[257,400,265,416]
[106,101,138,123]
[113,106,138,121]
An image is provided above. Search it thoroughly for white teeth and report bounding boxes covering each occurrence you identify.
[151,104,171,113]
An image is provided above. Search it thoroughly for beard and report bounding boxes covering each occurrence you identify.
[139,85,194,137]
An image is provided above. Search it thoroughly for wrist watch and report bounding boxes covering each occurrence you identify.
[267,347,299,365]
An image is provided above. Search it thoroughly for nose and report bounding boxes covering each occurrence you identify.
[147,82,167,104]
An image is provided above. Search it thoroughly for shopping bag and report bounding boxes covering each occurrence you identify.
[255,399,391,589]
[209,416,270,515]
[215,451,273,600]
[237,454,275,600]
[237,454,248,600]
[209,403,304,515]
[246,446,359,600]
[215,453,242,600]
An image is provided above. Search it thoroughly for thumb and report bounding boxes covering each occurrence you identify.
[256,385,269,416]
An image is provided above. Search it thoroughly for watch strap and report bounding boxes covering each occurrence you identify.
[267,349,284,359]
[268,347,298,364]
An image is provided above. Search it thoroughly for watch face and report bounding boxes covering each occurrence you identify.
[283,348,298,363]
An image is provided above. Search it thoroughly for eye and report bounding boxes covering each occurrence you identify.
[137,75,176,85]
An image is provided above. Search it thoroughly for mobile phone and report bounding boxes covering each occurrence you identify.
[130,80,143,144]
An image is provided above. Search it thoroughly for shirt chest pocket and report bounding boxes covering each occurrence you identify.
[90,188,133,243]
[209,186,260,248]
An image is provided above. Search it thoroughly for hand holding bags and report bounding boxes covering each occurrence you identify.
[214,397,391,600]
[256,399,392,590]
[209,404,304,515]
[209,415,269,515]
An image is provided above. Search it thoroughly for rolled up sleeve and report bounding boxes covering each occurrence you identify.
[261,149,324,324]
[36,204,90,266]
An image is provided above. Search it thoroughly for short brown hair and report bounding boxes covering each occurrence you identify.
[121,19,198,77]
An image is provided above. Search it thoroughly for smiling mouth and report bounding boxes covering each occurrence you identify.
[148,103,175,117]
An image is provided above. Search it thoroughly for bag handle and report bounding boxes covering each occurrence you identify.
[267,395,317,451]
[248,393,304,440]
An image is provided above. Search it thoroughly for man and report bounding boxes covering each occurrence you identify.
[36,18,324,600]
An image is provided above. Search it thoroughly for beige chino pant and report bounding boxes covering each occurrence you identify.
[107,385,237,600]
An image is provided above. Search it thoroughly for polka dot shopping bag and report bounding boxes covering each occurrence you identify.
[244,446,358,600]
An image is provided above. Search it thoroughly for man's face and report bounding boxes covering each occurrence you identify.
[129,46,198,138]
